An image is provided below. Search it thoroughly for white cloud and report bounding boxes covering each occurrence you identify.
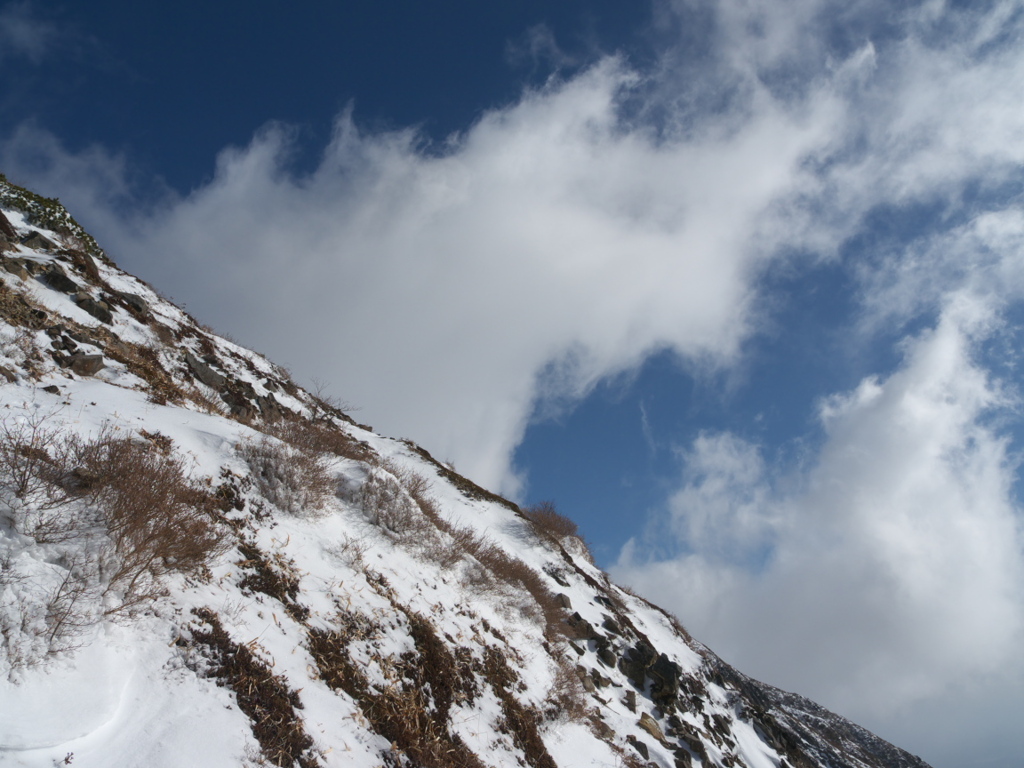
[614,288,1024,758]
[1,56,838,496]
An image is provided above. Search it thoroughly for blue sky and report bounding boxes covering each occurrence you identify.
[3,2,1024,766]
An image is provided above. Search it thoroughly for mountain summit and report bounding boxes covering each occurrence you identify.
[0,174,928,768]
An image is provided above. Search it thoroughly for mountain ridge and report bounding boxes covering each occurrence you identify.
[0,174,930,768]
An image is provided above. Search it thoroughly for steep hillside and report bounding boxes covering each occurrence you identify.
[0,175,930,768]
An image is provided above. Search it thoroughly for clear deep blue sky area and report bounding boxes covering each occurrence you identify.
[2,2,1024,766]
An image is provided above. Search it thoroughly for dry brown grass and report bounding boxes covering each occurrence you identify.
[307,609,486,768]
[189,608,319,768]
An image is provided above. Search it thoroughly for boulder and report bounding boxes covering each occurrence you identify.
[597,647,617,668]
[69,353,104,377]
[623,689,637,713]
[74,293,113,324]
[62,249,101,282]
[185,352,226,389]
[21,231,57,251]
[221,389,256,421]
[114,291,149,315]
[43,264,80,294]
[626,735,650,760]
[639,713,666,743]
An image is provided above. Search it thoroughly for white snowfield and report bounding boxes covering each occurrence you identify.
[0,187,928,768]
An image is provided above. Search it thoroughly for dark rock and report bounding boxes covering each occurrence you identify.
[42,384,60,395]
[74,293,113,324]
[545,566,571,587]
[43,263,80,294]
[566,612,598,640]
[623,689,637,713]
[185,352,226,389]
[576,666,597,693]
[256,393,283,420]
[673,747,693,768]
[69,353,104,376]
[619,641,656,689]
[221,389,256,421]
[21,231,56,251]
[598,647,617,668]
[626,735,650,760]
[649,653,682,707]
[114,291,149,315]
[0,210,16,240]
[602,615,622,635]
[555,593,572,609]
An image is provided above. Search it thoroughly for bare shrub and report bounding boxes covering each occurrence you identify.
[324,535,366,569]
[481,646,558,768]
[238,435,333,516]
[268,419,374,463]
[79,436,229,612]
[0,411,89,542]
[469,545,567,641]
[523,501,595,564]
[42,552,96,653]
[544,654,589,724]
[523,501,578,541]
[355,461,489,569]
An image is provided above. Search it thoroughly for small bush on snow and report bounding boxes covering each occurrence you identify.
[237,435,333,516]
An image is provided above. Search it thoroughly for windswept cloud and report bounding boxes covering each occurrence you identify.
[1,55,838,496]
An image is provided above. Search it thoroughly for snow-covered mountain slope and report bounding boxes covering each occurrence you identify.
[0,174,930,768]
